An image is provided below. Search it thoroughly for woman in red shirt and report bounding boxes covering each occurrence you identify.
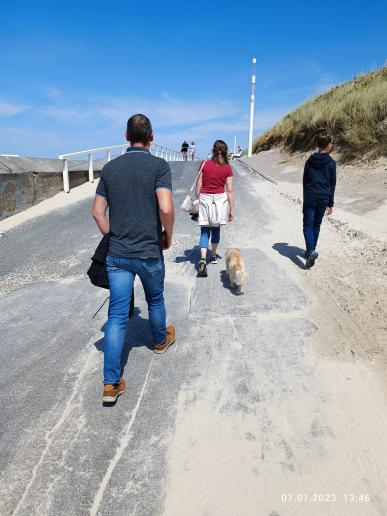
[195,140,234,277]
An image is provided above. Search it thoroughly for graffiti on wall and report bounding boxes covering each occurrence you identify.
[0,181,22,219]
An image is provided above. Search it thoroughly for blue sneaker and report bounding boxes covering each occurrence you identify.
[306,250,318,269]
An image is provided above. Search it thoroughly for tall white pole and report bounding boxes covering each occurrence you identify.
[62,159,70,193]
[88,152,94,183]
[248,57,257,158]
[234,135,237,154]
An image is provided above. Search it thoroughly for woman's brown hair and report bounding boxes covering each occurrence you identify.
[212,140,229,165]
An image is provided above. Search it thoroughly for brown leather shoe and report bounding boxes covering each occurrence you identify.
[154,325,176,354]
[102,378,126,403]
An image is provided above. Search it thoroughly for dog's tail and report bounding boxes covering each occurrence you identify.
[235,270,249,285]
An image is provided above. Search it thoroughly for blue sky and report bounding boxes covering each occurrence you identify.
[1,0,386,158]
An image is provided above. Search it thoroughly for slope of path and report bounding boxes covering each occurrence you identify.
[0,161,386,516]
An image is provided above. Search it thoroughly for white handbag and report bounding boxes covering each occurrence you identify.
[180,161,206,214]
[181,195,194,213]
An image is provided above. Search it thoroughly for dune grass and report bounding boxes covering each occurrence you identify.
[253,67,387,162]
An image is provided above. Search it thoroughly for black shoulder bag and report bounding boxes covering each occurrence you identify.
[87,234,135,318]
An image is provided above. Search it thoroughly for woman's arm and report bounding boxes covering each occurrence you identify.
[195,160,206,197]
[226,176,234,220]
[195,172,203,198]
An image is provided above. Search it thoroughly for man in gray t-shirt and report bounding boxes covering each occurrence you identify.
[92,114,175,403]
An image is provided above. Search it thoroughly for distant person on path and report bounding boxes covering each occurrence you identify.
[92,114,175,403]
[190,141,196,161]
[303,133,336,268]
[196,140,234,277]
[181,140,189,161]
[231,146,243,160]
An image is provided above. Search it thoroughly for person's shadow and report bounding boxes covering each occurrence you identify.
[174,246,223,273]
[94,307,154,406]
[175,246,200,272]
[174,246,199,264]
[272,242,305,269]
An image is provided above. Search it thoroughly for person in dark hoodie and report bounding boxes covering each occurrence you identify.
[303,133,336,268]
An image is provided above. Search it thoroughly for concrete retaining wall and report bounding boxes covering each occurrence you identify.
[0,157,104,220]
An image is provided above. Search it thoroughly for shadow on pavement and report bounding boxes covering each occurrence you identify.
[220,269,244,296]
[94,307,153,407]
[272,242,305,270]
[174,247,223,272]
[174,246,200,271]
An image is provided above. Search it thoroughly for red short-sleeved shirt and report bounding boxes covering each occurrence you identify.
[200,160,233,194]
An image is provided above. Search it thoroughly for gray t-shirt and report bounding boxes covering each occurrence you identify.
[96,147,172,258]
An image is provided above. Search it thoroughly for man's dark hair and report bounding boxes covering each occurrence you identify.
[126,114,153,145]
[316,133,333,149]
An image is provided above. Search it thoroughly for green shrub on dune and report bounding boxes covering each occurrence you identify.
[253,67,387,162]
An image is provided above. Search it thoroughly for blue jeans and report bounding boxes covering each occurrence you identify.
[303,201,329,253]
[104,255,167,384]
[199,226,221,249]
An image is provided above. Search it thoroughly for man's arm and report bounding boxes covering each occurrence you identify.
[155,161,173,248]
[156,188,174,249]
[92,195,110,235]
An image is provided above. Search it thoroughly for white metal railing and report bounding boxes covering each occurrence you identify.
[59,143,184,193]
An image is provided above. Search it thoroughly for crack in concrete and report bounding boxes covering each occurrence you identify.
[12,342,96,516]
[89,355,154,516]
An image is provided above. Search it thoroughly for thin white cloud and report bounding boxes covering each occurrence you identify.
[43,87,62,100]
[0,125,121,158]
[176,107,289,142]
[254,107,290,130]
[189,117,248,136]
[0,101,30,117]
[41,106,89,121]
[152,116,247,156]
[36,93,242,132]
[0,92,291,156]
[95,94,242,128]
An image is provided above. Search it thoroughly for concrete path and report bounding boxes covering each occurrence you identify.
[1,160,386,516]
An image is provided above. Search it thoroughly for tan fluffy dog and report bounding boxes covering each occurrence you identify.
[225,248,249,295]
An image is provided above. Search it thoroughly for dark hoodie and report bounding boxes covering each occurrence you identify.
[303,152,336,206]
